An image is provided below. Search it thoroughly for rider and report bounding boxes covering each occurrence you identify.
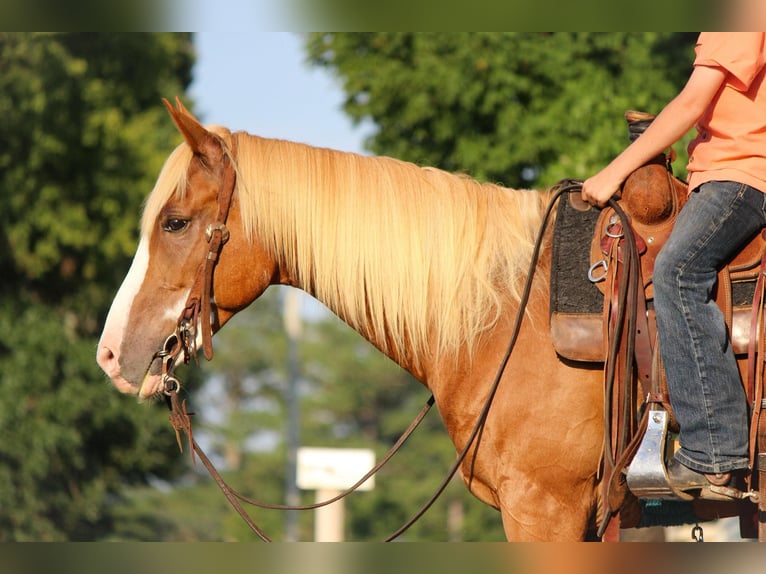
[582,32,766,495]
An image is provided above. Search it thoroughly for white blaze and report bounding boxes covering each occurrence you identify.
[97,234,202,398]
[99,237,150,348]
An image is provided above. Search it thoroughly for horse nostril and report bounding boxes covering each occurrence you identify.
[97,345,119,376]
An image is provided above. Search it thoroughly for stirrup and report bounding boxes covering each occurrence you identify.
[626,409,689,500]
[626,408,759,502]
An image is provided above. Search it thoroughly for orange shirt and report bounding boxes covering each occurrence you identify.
[687,32,766,193]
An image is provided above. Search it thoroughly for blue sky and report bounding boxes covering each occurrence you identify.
[188,33,373,155]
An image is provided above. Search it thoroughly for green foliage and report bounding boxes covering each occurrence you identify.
[286,0,715,32]
[0,33,192,310]
[0,33,194,540]
[306,32,698,187]
[0,300,186,540]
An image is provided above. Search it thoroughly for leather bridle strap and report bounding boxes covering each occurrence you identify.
[168,389,274,541]
[180,135,238,363]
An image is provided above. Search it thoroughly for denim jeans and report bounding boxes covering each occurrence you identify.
[653,181,766,474]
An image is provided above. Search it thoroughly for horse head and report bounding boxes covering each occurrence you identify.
[97,98,275,399]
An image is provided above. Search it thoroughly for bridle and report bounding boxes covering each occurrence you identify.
[153,133,237,466]
[162,135,238,371]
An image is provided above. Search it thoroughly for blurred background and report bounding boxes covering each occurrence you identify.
[0,32,740,542]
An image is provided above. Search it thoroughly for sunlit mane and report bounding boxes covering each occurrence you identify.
[143,128,551,369]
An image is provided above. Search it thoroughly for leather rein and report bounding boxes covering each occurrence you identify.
[151,141,607,541]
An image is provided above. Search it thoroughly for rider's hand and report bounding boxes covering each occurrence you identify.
[581,168,623,208]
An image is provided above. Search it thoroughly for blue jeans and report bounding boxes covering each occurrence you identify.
[653,181,766,474]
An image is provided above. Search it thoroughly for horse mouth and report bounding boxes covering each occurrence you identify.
[139,372,163,400]
[110,375,141,396]
[107,370,159,399]
[138,343,187,400]
[138,356,166,400]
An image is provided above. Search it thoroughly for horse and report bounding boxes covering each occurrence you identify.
[96,98,624,541]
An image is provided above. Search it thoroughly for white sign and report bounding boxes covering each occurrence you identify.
[296,447,376,491]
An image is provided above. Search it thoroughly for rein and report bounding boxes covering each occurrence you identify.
[154,164,617,540]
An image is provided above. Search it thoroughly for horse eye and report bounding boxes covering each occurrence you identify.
[162,218,189,233]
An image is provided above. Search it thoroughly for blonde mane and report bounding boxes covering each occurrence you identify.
[143,128,551,370]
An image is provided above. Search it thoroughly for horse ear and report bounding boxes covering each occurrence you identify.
[162,97,221,159]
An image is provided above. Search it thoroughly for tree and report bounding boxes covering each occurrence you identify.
[0,33,195,540]
[305,33,698,188]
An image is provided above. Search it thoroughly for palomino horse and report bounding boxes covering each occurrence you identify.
[97,98,621,541]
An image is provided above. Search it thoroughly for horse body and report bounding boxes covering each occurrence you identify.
[459,295,605,540]
[97,100,608,540]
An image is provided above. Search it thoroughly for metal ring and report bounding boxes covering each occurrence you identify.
[163,375,181,395]
[163,332,179,353]
[205,223,230,243]
[588,259,608,283]
[605,223,624,239]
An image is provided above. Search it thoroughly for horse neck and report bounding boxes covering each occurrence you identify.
[236,133,548,383]
[281,275,429,381]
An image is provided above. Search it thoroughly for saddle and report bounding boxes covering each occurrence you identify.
[551,159,766,366]
[548,111,766,537]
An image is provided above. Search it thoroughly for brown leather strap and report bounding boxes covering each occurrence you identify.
[601,219,652,464]
[746,248,766,404]
[747,248,766,483]
[167,390,273,541]
[632,264,653,400]
[597,203,651,537]
[166,376,437,541]
[200,137,237,359]
[178,135,238,362]
[598,220,652,392]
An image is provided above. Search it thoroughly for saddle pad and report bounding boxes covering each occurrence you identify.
[549,190,603,316]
